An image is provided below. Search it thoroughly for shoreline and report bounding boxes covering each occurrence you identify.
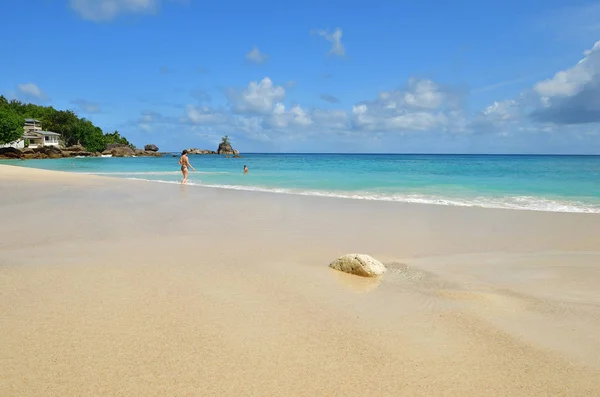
[3,163,600,214]
[2,164,600,395]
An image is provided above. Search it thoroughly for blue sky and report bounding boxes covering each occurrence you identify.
[2,0,600,153]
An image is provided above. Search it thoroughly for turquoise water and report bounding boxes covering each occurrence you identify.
[3,154,600,213]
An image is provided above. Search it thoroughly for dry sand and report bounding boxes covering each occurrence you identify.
[1,164,600,396]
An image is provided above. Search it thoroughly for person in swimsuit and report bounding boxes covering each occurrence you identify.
[243,165,248,174]
[179,150,195,184]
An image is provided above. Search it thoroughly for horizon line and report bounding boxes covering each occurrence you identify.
[166,151,600,156]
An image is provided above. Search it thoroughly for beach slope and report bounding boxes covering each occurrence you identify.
[1,164,600,396]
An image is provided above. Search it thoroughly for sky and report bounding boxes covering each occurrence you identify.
[2,0,600,153]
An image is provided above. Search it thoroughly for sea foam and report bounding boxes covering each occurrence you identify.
[123,177,600,214]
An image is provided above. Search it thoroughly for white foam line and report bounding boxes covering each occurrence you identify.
[79,171,230,175]
[123,177,600,214]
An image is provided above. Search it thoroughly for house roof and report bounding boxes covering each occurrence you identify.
[39,131,60,136]
[23,131,42,138]
[25,118,41,123]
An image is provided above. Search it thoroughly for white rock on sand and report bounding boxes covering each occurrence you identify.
[329,254,387,278]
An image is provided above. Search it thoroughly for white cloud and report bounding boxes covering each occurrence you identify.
[472,41,600,132]
[482,100,520,122]
[350,78,465,133]
[312,109,349,130]
[267,103,312,129]
[534,40,600,98]
[185,105,228,125]
[245,46,269,64]
[70,0,183,21]
[164,41,600,150]
[175,76,469,144]
[227,77,286,114]
[402,78,445,109]
[528,40,600,124]
[312,28,345,56]
[17,83,47,100]
[470,99,523,136]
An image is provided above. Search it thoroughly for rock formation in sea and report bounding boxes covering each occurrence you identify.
[186,137,242,157]
[329,254,387,277]
[187,148,217,155]
[144,144,159,152]
[217,141,238,155]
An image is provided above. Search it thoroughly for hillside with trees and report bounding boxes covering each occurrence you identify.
[0,96,132,152]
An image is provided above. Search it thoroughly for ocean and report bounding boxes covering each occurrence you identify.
[3,153,600,213]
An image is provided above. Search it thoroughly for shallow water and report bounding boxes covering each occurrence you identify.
[3,153,600,213]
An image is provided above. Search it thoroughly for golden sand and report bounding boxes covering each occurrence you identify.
[1,164,600,396]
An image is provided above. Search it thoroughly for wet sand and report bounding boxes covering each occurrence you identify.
[1,164,600,396]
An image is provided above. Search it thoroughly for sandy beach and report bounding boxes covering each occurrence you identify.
[1,164,600,396]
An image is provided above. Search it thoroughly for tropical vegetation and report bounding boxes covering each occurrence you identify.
[0,96,132,152]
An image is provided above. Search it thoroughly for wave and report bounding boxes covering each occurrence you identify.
[123,177,600,214]
[79,171,230,176]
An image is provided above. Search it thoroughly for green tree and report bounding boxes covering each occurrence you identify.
[221,135,230,145]
[0,98,135,152]
[103,130,132,147]
[0,108,24,144]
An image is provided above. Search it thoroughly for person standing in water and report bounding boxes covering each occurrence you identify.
[179,150,195,184]
[243,165,248,174]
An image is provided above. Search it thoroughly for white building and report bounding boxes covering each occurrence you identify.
[0,118,61,149]
[23,131,61,148]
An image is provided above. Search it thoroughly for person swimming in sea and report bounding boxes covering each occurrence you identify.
[179,150,195,184]
[244,165,248,174]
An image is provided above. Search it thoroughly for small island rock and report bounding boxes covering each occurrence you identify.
[187,148,217,155]
[329,254,387,278]
[144,144,159,152]
[217,141,235,155]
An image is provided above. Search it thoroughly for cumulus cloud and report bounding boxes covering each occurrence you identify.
[227,77,286,114]
[266,103,312,129]
[170,40,600,148]
[172,75,472,145]
[311,28,345,56]
[350,78,465,133]
[312,109,349,130]
[70,0,184,21]
[185,105,228,125]
[71,99,102,113]
[320,94,340,103]
[17,83,47,100]
[469,99,524,136]
[530,40,600,124]
[245,46,269,64]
